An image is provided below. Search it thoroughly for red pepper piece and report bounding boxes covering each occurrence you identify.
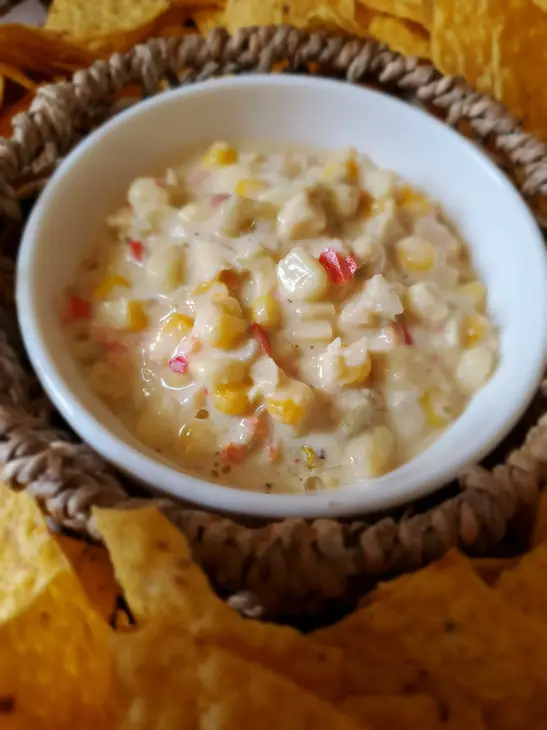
[220,444,248,463]
[128,239,144,262]
[168,355,189,374]
[395,320,414,346]
[250,322,272,356]
[319,247,358,284]
[62,296,91,324]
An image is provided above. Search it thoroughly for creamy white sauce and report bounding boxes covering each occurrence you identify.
[63,143,498,494]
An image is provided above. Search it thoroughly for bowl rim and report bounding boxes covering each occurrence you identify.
[16,73,547,519]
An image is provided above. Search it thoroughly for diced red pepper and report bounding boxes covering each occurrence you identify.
[220,444,248,464]
[128,239,144,262]
[210,192,231,208]
[168,355,189,374]
[250,322,272,357]
[395,320,413,346]
[61,296,91,324]
[319,247,359,284]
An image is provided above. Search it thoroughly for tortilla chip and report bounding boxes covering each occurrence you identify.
[321,549,547,730]
[0,24,96,74]
[223,0,354,33]
[369,13,431,58]
[45,0,170,49]
[54,534,118,622]
[192,8,224,35]
[432,0,547,138]
[342,693,440,729]
[94,506,345,701]
[496,542,547,624]
[532,490,547,546]
[112,622,364,730]
[471,556,520,586]
[306,6,372,36]
[0,63,36,92]
[0,485,73,623]
[359,0,432,29]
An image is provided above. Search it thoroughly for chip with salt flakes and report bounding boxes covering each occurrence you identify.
[94,506,346,701]
[360,0,432,29]
[328,550,547,730]
[54,534,118,622]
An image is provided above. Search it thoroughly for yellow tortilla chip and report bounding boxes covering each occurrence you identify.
[112,622,364,730]
[496,542,547,623]
[223,0,354,33]
[432,0,547,138]
[94,506,345,701]
[192,8,224,35]
[0,571,114,729]
[532,490,547,546]
[322,550,547,730]
[0,24,96,73]
[0,63,36,91]
[306,6,372,36]
[342,693,440,729]
[471,556,520,586]
[369,13,431,58]
[54,534,118,622]
[45,0,170,47]
[0,484,73,623]
[359,0,432,29]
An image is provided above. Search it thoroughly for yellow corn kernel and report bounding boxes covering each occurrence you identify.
[213,383,251,416]
[161,312,193,336]
[126,300,148,332]
[210,313,246,350]
[251,294,281,329]
[420,389,453,428]
[457,281,487,313]
[202,141,238,166]
[217,296,243,317]
[235,179,268,197]
[397,185,432,215]
[342,353,372,386]
[463,314,487,348]
[321,157,359,184]
[193,280,230,300]
[396,238,436,272]
[93,274,129,300]
[301,446,315,469]
[265,398,305,426]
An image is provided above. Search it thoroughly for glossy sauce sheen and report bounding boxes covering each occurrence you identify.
[64,143,498,493]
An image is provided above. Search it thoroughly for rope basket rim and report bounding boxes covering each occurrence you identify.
[0,24,546,618]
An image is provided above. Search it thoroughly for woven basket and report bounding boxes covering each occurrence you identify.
[1,25,547,620]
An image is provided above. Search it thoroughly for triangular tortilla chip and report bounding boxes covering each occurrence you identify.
[94,506,345,701]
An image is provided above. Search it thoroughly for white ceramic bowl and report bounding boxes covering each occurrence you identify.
[16,75,547,520]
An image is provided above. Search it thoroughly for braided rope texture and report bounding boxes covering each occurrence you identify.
[0,25,546,617]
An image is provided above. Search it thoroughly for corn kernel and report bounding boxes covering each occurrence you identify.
[342,353,372,386]
[420,389,453,428]
[251,294,281,329]
[161,312,193,336]
[210,313,247,349]
[93,274,129,300]
[322,157,359,184]
[397,185,432,215]
[457,281,487,313]
[265,398,305,426]
[235,179,268,197]
[213,383,252,416]
[202,142,238,166]
[463,314,487,348]
[301,446,315,469]
[126,300,148,332]
[193,280,230,300]
[396,237,436,272]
